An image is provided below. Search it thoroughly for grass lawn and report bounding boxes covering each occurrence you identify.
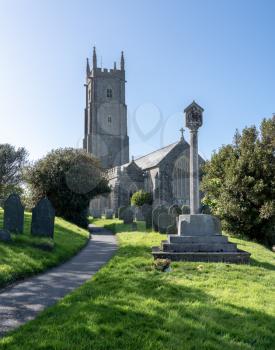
[0,218,274,350]
[0,208,89,289]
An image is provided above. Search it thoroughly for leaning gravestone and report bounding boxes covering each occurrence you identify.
[0,229,12,242]
[158,212,173,234]
[31,198,55,238]
[4,193,24,234]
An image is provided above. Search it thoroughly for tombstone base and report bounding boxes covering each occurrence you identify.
[152,214,250,264]
[152,247,250,263]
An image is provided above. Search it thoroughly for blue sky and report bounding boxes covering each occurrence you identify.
[0,0,274,161]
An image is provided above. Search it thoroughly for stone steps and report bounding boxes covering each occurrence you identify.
[161,241,237,253]
[168,235,229,244]
[152,214,250,264]
[152,246,251,264]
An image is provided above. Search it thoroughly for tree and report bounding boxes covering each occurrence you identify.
[0,144,28,205]
[25,148,110,227]
[201,116,275,246]
[131,190,153,207]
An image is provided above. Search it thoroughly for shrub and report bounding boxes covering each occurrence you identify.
[25,148,110,228]
[181,205,190,214]
[201,204,211,214]
[131,190,153,207]
[201,116,275,246]
[0,144,28,205]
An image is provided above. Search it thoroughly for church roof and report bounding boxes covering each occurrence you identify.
[131,142,179,170]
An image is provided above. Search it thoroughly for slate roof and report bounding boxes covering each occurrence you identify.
[129,142,179,170]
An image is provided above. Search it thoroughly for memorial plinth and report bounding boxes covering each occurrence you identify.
[152,101,250,264]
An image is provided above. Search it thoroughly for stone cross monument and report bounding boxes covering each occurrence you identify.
[152,101,250,263]
[184,101,204,214]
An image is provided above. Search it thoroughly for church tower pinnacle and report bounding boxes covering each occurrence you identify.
[120,51,125,71]
[86,58,90,76]
[93,46,97,69]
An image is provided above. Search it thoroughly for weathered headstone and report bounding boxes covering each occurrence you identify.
[135,207,144,221]
[152,205,168,231]
[91,209,101,219]
[141,204,152,229]
[3,193,24,234]
[123,207,134,224]
[158,212,173,234]
[0,229,12,242]
[105,209,113,219]
[31,198,55,238]
[118,206,127,220]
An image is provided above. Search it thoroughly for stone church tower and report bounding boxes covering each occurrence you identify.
[83,47,129,168]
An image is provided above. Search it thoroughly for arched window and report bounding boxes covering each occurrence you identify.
[107,88,112,98]
[172,154,190,205]
[108,115,112,123]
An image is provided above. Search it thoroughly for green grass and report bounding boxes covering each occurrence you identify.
[0,218,274,350]
[0,208,89,289]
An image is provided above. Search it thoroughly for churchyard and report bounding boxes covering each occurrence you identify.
[0,110,274,349]
[0,216,274,349]
[0,203,89,290]
[0,3,275,346]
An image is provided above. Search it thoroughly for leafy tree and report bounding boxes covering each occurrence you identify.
[131,190,153,207]
[0,144,28,205]
[201,116,275,246]
[25,148,110,227]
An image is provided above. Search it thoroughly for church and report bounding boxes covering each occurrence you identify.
[83,48,204,215]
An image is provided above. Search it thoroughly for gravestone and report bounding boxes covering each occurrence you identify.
[105,209,113,219]
[91,209,101,219]
[123,207,134,224]
[158,212,173,234]
[141,204,152,229]
[31,198,55,238]
[135,207,144,221]
[118,206,127,220]
[0,229,12,242]
[3,193,24,234]
[152,206,168,231]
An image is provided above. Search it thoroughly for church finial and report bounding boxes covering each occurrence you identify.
[180,127,185,141]
[120,51,125,70]
[93,46,97,68]
[86,58,90,76]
